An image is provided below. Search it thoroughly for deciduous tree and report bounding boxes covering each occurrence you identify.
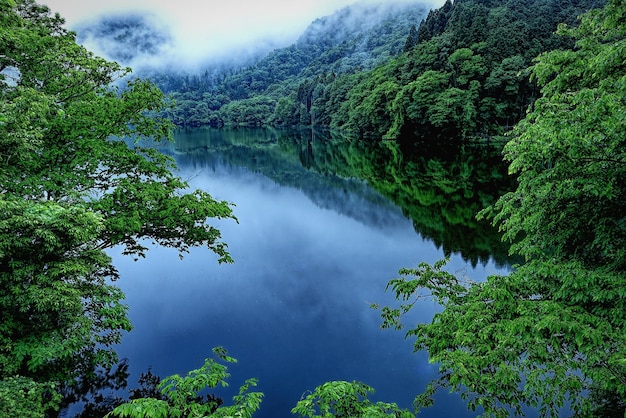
[0,0,235,411]
[378,1,626,416]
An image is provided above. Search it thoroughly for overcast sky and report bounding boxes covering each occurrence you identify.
[42,0,443,66]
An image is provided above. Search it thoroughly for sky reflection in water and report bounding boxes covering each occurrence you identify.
[111,132,508,417]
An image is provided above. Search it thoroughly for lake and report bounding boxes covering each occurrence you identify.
[75,128,515,417]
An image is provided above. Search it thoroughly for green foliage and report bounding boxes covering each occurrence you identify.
[1,0,235,261]
[332,0,602,141]
[108,348,263,418]
[152,2,428,129]
[292,380,413,418]
[337,67,400,137]
[490,0,626,272]
[144,0,603,143]
[0,199,131,383]
[483,1,626,410]
[403,24,419,53]
[378,1,626,416]
[154,0,602,140]
[0,376,62,417]
[0,0,236,413]
[379,260,602,416]
[219,95,276,127]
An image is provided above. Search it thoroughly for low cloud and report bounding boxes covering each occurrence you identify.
[43,0,445,70]
[43,0,348,65]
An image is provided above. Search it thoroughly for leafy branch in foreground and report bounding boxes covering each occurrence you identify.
[379,261,607,417]
[107,347,263,418]
[292,380,413,418]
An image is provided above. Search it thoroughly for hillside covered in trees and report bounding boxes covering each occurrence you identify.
[148,1,431,128]
[136,0,606,143]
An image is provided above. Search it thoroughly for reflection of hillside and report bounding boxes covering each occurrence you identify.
[164,127,514,267]
[168,128,408,232]
[295,133,517,267]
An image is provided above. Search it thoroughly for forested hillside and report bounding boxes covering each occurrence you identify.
[152,2,430,127]
[329,0,606,140]
[152,0,604,143]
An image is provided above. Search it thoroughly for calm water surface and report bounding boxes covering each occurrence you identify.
[109,128,511,417]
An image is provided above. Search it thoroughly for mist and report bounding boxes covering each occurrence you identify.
[42,0,445,71]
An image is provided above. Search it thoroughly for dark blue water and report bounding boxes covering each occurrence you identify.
[108,128,511,417]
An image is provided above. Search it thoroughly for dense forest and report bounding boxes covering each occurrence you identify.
[139,0,606,143]
[152,1,431,128]
[1,0,625,416]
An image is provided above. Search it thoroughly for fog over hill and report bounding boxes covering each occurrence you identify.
[73,12,281,73]
[299,0,427,47]
[67,0,440,74]
[75,13,174,68]
[46,0,378,65]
